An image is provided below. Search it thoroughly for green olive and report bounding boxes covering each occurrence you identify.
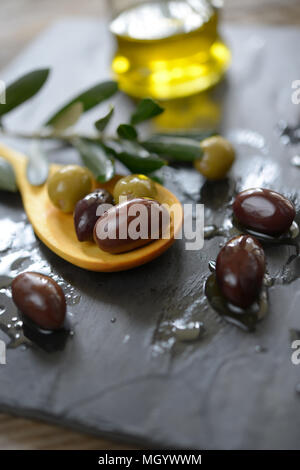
[194,136,235,180]
[48,165,93,213]
[113,174,157,204]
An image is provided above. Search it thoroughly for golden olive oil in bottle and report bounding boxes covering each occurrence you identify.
[110,0,230,100]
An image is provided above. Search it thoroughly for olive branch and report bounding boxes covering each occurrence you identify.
[0,68,214,190]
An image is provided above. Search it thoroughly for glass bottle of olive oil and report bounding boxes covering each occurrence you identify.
[110,0,230,100]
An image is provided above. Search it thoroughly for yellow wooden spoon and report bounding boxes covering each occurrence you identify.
[0,142,183,271]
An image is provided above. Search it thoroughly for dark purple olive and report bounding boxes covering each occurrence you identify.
[74,189,114,241]
[233,188,295,236]
[12,272,66,330]
[216,235,265,308]
[93,198,170,254]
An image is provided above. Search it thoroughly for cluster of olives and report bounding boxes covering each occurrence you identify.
[9,172,166,348]
[214,188,296,309]
[47,168,165,254]
[46,135,235,251]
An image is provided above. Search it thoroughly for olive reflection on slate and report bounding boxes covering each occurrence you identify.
[21,316,70,353]
[205,269,267,332]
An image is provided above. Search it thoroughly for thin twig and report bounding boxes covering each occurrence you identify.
[0,127,107,145]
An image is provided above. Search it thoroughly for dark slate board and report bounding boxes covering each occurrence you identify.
[0,19,300,449]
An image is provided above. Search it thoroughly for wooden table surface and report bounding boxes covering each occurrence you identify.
[0,0,299,451]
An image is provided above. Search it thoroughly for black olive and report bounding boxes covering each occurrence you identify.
[216,235,265,308]
[233,188,295,236]
[74,189,114,242]
[12,272,66,330]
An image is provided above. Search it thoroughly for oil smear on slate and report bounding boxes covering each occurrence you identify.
[0,218,80,350]
[277,120,300,169]
[151,292,207,357]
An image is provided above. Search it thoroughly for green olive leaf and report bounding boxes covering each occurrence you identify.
[74,138,115,183]
[130,98,164,125]
[46,80,118,126]
[141,135,203,161]
[104,139,166,174]
[95,106,114,132]
[50,102,83,132]
[0,69,50,117]
[26,140,49,186]
[0,157,17,192]
[117,124,138,140]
